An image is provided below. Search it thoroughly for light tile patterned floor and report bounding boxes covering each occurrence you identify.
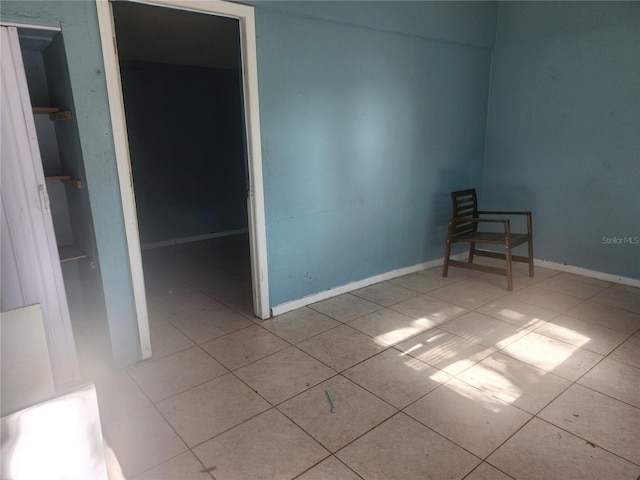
[94,236,640,479]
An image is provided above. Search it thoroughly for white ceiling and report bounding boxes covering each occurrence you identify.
[112,1,240,70]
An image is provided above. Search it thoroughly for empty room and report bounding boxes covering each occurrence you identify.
[1,1,638,479]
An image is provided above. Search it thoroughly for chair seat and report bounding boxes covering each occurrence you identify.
[453,232,529,246]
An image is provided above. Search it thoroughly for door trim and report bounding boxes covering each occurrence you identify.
[96,0,270,360]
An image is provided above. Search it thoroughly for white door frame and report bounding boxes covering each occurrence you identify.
[96,0,270,360]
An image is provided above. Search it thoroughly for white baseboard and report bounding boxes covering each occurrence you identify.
[141,229,248,250]
[271,254,639,317]
[534,259,640,288]
[270,255,464,317]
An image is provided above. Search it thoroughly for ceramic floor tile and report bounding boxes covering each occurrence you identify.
[464,462,513,480]
[395,328,496,376]
[510,265,559,284]
[428,283,505,309]
[609,333,640,368]
[93,369,151,422]
[309,293,382,322]
[539,384,640,464]
[566,301,640,334]
[150,324,196,359]
[234,347,336,405]
[261,307,341,344]
[534,314,629,355]
[170,306,254,344]
[390,294,467,324]
[147,305,171,329]
[536,275,608,300]
[463,270,533,293]
[200,325,289,371]
[336,413,480,480]
[509,286,584,312]
[295,456,361,480]
[157,373,270,447]
[457,352,571,414]
[215,293,255,320]
[102,405,187,478]
[193,409,329,480]
[487,418,640,480]
[352,281,420,307]
[405,378,531,458]
[128,347,227,402]
[388,272,454,293]
[154,292,225,322]
[438,311,530,348]
[577,357,640,407]
[133,451,211,480]
[347,308,436,346]
[297,324,386,372]
[437,265,481,281]
[500,332,603,381]
[278,375,396,452]
[591,284,640,314]
[144,277,205,306]
[457,276,514,294]
[343,348,450,409]
[476,298,557,329]
[134,240,639,479]
[555,272,614,288]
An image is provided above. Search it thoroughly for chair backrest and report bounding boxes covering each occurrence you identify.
[450,189,478,236]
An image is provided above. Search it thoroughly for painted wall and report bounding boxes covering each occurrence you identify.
[254,4,495,305]
[251,1,497,48]
[483,2,640,279]
[2,0,497,364]
[1,2,140,367]
[119,61,248,245]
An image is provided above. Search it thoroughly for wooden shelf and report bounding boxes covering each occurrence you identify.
[32,107,72,121]
[45,175,82,189]
[58,246,88,263]
[33,107,60,114]
[45,175,71,182]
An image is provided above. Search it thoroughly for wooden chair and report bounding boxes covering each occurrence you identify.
[442,189,533,290]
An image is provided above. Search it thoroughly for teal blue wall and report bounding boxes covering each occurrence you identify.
[255,3,495,305]
[250,1,497,48]
[4,2,636,368]
[483,2,640,279]
[2,0,498,362]
[2,2,140,367]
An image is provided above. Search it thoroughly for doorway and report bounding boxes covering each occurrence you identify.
[97,0,270,359]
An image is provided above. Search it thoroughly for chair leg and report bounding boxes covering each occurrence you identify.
[527,214,534,277]
[468,242,476,264]
[505,244,513,291]
[443,222,453,278]
[527,238,534,277]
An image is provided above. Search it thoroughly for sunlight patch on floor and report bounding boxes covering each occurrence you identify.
[498,308,544,329]
[505,334,587,373]
[390,306,594,414]
[461,363,525,406]
[535,322,591,348]
[374,318,436,346]
[442,378,506,413]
